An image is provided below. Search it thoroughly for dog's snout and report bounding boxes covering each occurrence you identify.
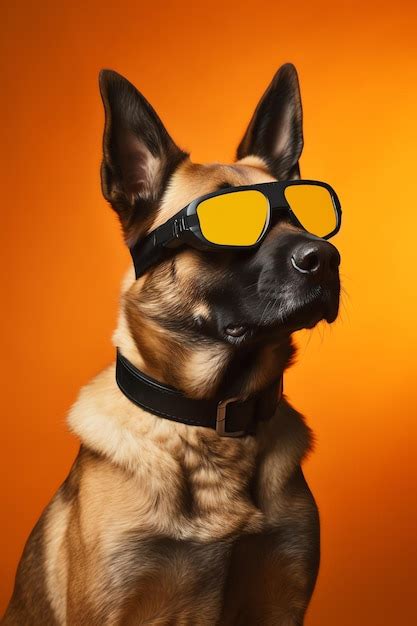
[291,240,340,277]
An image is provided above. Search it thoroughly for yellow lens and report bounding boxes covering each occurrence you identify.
[197,190,269,246]
[284,184,337,238]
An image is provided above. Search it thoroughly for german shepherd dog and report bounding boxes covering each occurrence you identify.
[3,63,340,625]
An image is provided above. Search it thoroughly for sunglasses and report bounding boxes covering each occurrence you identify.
[130,180,342,278]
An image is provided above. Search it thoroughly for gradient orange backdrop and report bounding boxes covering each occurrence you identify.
[1,1,417,623]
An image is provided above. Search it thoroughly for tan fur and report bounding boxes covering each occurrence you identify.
[3,159,318,626]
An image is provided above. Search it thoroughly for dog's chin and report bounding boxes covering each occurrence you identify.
[223,288,339,345]
[277,290,339,331]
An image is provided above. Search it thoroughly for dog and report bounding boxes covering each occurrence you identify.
[3,62,341,625]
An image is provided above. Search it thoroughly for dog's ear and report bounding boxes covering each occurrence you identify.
[99,70,187,241]
[236,63,303,180]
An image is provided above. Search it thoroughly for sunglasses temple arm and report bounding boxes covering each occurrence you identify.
[129,237,156,279]
[129,220,184,278]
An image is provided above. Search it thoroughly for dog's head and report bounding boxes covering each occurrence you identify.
[99,64,340,399]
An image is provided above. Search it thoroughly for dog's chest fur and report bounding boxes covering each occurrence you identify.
[44,365,316,624]
[4,366,319,626]
[5,365,317,626]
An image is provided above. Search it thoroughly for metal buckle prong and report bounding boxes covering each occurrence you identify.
[216,397,245,437]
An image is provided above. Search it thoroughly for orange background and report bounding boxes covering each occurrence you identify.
[1,1,417,623]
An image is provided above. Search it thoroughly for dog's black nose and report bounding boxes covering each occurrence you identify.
[291,240,340,277]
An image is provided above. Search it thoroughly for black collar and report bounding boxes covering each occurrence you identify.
[116,350,283,437]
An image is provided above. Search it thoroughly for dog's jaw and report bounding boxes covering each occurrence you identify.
[112,267,294,401]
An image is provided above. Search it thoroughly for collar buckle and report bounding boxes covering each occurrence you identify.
[216,397,245,437]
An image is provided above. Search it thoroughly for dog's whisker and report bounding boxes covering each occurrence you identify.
[242,281,259,292]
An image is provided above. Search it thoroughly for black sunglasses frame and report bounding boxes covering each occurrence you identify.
[130,179,342,278]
